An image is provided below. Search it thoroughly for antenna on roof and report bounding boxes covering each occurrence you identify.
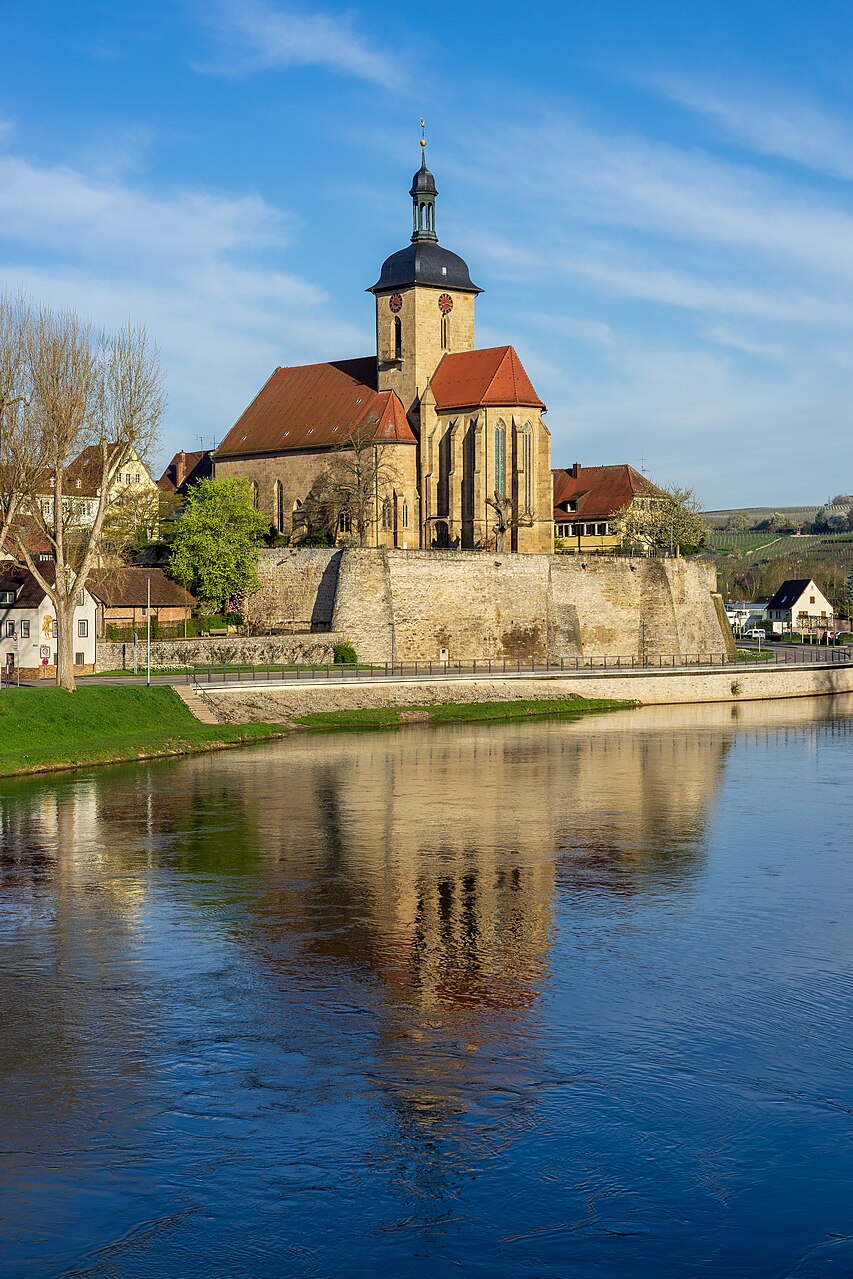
[639,452,648,475]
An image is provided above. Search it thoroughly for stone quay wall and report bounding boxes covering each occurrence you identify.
[202,661,853,725]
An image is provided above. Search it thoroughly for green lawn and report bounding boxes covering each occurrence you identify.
[0,686,284,777]
[294,695,633,731]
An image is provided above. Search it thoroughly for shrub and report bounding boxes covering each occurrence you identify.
[333,642,357,665]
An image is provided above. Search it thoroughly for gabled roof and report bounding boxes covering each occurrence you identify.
[215,358,416,459]
[552,464,663,522]
[158,450,214,494]
[429,346,545,412]
[88,566,195,609]
[766,579,824,611]
[0,563,67,609]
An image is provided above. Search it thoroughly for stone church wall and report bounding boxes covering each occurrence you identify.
[240,547,730,663]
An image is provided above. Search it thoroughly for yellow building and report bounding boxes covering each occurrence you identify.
[552,462,664,554]
[214,147,553,552]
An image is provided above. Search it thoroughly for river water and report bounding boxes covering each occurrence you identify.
[1,697,853,1277]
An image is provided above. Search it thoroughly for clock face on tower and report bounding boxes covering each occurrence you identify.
[438,293,453,314]
[388,294,403,313]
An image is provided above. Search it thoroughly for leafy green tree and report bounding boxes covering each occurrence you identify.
[724,511,752,532]
[169,476,269,613]
[846,567,853,621]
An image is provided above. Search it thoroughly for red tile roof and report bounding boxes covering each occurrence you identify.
[429,346,545,412]
[215,358,415,459]
[552,464,663,523]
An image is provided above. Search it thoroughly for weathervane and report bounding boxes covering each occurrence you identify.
[420,117,426,149]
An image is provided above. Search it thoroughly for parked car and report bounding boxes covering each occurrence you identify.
[743,627,767,639]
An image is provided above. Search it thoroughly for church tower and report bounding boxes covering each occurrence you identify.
[369,145,482,424]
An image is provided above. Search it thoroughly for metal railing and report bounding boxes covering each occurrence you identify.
[184,645,853,685]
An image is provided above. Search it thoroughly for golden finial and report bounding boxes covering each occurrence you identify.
[420,118,427,148]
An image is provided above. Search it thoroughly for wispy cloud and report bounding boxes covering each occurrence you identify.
[0,144,366,463]
[198,0,396,85]
[651,77,853,181]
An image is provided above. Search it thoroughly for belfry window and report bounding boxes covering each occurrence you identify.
[441,315,449,350]
[494,421,506,496]
[394,316,402,361]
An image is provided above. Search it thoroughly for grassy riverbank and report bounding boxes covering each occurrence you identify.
[0,686,285,778]
[293,695,633,731]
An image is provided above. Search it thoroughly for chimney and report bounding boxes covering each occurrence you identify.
[175,450,187,487]
[571,461,581,479]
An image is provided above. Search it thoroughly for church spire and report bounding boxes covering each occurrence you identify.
[410,122,438,243]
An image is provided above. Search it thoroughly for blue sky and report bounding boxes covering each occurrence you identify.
[3,0,853,506]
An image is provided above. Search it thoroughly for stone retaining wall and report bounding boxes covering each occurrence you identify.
[97,633,341,672]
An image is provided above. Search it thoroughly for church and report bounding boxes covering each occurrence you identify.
[214,144,554,553]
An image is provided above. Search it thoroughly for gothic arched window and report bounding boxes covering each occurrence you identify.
[441,315,449,350]
[251,480,259,508]
[494,421,506,496]
[381,498,392,531]
[520,423,534,513]
[274,480,284,533]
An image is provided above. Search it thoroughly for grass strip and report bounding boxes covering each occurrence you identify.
[294,695,633,731]
[0,686,285,778]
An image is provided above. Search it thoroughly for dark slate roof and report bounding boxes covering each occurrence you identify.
[410,154,437,196]
[88,567,195,608]
[552,464,664,522]
[766,579,818,611]
[158,450,214,494]
[369,241,482,295]
[0,563,58,608]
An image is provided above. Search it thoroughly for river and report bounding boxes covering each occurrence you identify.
[1,697,852,1277]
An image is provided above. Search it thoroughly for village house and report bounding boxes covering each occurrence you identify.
[87,567,195,640]
[213,146,554,552]
[158,449,214,499]
[766,579,834,631]
[552,463,665,554]
[0,565,97,678]
[35,445,160,538]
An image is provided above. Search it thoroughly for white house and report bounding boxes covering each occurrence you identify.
[0,565,97,678]
[765,579,833,631]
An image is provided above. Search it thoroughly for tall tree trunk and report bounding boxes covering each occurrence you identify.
[55,594,78,692]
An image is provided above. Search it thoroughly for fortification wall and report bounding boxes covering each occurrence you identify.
[329,550,731,663]
[225,547,730,663]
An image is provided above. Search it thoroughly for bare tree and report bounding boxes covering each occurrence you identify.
[485,492,514,553]
[0,294,46,549]
[2,304,164,690]
[302,425,400,548]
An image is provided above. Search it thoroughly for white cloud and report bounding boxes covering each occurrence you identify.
[651,77,853,181]
[0,148,368,469]
[198,0,396,85]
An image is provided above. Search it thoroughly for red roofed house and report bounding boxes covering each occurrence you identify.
[214,149,553,552]
[553,463,665,554]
